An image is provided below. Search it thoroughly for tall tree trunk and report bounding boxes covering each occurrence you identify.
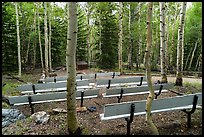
[184,46,193,70]
[118,2,123,73]
[67,2,79,135]
[86,5,91,67]
[37,2,44,71]
[195,54,201,71]
[170,3,179,69]
[19,3,27,65]
[187,39,198,71]
[175,2,187,86]
[145,2,159,135]
[44,2,49,76]
[181,22,185,72]
[128,3,132,70]
[159,2,167,83]
[49,3,52,72]
[15,2,21,77]
[25,25,32,64]
[33,6,37,69]
[165,11,170,73]
[138,2,142,69]
[66,3,69,74]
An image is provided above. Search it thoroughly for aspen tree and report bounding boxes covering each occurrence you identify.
[15,2,21,77]
[118,2,123,72]
[66,2,79,135]
[145,2,159,135]
[175,2,187,86]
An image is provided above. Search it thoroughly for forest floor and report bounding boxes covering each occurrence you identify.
[2,68,202,135]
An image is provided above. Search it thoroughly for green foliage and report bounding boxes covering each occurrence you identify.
[98,2,118,69]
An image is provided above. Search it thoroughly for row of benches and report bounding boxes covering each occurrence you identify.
[16,76,147,94]
[9,83,172,113]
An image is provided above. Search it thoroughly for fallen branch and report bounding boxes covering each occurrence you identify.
[5,73,26,83]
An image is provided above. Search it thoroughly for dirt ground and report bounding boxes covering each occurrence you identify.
[2,69,202,135]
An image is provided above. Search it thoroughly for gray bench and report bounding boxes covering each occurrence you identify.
[104,83,174,103]
[44,72,121,83]
[100,92,202,135]
[16,79,91,94]
[8,88,100,114]
[96,76,147,89]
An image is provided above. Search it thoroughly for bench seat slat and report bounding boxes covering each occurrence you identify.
[104,83,174,96]
[9,88,100,106]
[17,80,89,91]
[101,93,202,120]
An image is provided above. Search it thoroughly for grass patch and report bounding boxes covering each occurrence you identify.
[2,82,21,96]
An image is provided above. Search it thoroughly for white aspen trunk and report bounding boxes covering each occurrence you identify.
[67,2,78,134]
[37,2,44,71]
[188,39,198,71]
[138,2,142,69]
[128,3,132,69]
[175,2,187,86]
[25,25,32,64]
[15,2,21,77]
[184,46,193,70]
[165,13,170,72]
[145,2,159,135]
[49,3,52,72]
[44,2,49,76]
[159,2,167,83]
[118,2,123,72]
[181,23,185,72]
[170,3,180,68]
[86,5,91,67]
[195,54,201,71]
[66,2,69,74]
[33,6,37,69]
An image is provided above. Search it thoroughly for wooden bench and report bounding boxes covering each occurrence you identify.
[16,79,91,94]
[103,83,174,103]
[100,92,202,135]
[96,76,147,89]
[8,88,100,114]
[44,72,120,83]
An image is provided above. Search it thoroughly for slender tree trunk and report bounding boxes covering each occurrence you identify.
[25,25,32,64]
[188,39,198,71]
[184,46,193,70]
[66,2,69,74]
[138,2,142,69]
[175,2,187,86]
[44,2,49,76]
[170,3,179,68]
[181,22,185,72]
[165,14,170,73]
[159,2,167,83]
[128,3,132,70]
[37,2,44,71]
[86,5,91,67]
[118,2,123,73]
[33,6,37,69]
[15,2,21,77]
[67,2,79,135]
[195,54,201,71]
[49,3,52,72]
[145,2,159,135]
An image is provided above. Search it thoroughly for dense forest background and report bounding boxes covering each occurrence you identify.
[2,2,202,73]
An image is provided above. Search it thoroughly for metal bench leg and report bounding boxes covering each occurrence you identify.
[125,103,135,135]
[28,96,34,114]
[182,95,198,128]
[137,77,143,86]
[117,88,124,103]
[80,91,84,107]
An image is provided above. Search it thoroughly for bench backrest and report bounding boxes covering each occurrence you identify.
[16,79,89,92]
[8,88,100,106]
[104,83,174,97]
[44,72,120,83]
[100,92,202,120]
[97,76,146,87]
